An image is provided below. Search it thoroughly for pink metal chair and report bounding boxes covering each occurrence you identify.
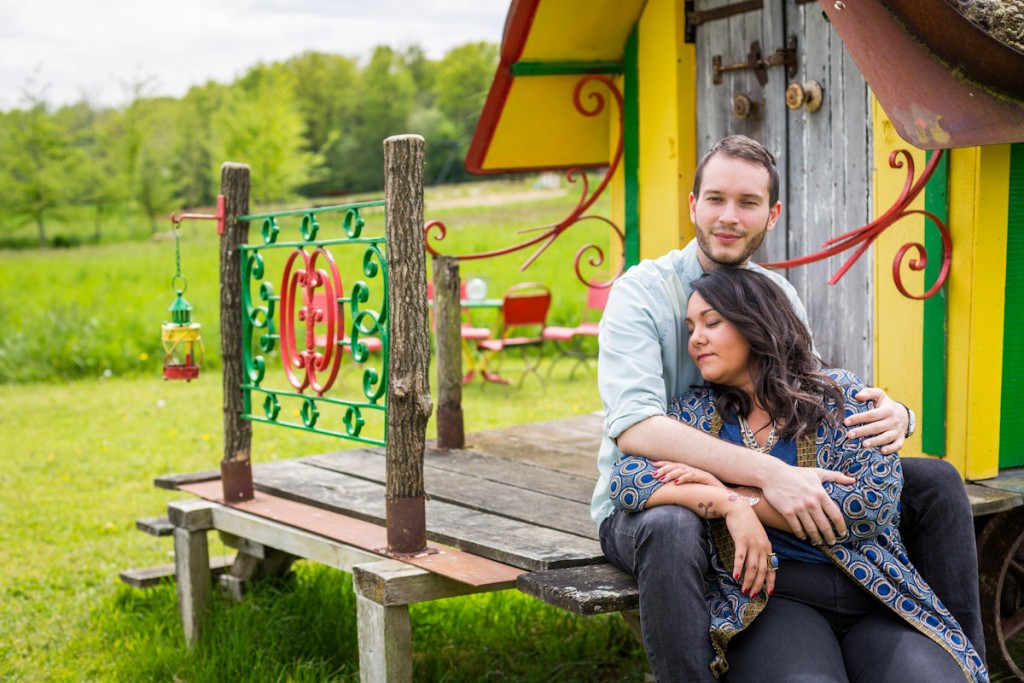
[542,283,609,378]
[476,282,552,386]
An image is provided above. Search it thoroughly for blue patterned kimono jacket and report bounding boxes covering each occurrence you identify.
[618,369,988,681]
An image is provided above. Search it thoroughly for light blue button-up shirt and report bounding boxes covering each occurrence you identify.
[591,239,810,525]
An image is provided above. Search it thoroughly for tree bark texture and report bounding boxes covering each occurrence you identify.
[219,162,254,502]
[383,135,432,554]
[433,255,465,449]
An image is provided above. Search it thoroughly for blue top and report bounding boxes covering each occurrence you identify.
[717,420,830,565]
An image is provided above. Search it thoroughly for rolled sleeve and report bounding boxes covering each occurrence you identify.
[599,277,672,441]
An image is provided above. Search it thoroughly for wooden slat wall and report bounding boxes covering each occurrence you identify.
[693,0,873,378]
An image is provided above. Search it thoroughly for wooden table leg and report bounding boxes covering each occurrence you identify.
[353,559,492,682]
[168,499,217,646]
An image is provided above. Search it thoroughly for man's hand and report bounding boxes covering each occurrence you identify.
[760,463,854,545]
[845,386,909,455]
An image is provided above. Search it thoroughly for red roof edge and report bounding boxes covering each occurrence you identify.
[465,0,541,175]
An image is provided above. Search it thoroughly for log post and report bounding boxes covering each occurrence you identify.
[433,255,464,449]
[383,135,432,555]
[219,162,254,502]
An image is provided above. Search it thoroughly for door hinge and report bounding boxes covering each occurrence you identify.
[712,36,798,86]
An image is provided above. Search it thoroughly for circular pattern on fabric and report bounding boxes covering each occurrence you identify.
[619,458,647,475]
[849,562,871,582]
[619,488,640,510]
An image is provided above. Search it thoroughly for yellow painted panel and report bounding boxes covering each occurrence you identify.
[963,144,1011,480]
[873,100,926,460]
[608,75,626,272]
[521,0,647,62]
[941,147,980,477]
[677,42,697,247]
[636,0,687,260]
[484,76,610,170]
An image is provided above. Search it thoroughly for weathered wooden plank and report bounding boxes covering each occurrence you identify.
[462,429,597,475]
[967,482,1024,517]
[516,563,639,615]
[424,446,597,503]
[302,450,597,539]
[136,516,174,537]
[516,419,603,452]
[249,460,602,570]
[179,483,527,587]
[118,555,234,589]
[353,559,498,607]
[154,470,221,491]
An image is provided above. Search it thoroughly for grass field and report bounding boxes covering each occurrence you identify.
[1,177,648,681]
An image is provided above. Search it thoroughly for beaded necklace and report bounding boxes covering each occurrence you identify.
[738,415,777,453]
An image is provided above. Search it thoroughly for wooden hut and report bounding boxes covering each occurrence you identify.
[466,0,1024,479]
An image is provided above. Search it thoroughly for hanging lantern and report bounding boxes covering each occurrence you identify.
[162,226,204,381]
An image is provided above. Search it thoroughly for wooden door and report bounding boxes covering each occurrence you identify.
[694,0,873,379]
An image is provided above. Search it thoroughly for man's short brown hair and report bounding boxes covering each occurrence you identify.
[692,135,780,206]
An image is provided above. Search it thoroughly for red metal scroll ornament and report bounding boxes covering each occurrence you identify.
[424,75,626,287]
[764,149,951,300]
[279,247,345,395]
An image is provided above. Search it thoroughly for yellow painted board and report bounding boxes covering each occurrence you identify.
[484,76,610,171]
[962,144,1010,480]
[520,0,646,63]
[872,100,926,460]
[636,0,686,261]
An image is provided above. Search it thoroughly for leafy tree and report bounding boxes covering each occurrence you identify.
[174,82,226,209]
[346,46,416,192]
[433,42,500,183]
[285,52,359,197]
[211,65,324,203]
[0,96,76,246]
[57,101,126,242]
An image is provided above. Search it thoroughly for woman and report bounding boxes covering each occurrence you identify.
[609,267,986,682]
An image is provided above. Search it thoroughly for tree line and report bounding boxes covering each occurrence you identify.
[0,43,499,247]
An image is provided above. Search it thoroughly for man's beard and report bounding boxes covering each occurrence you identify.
[695,220,770,267]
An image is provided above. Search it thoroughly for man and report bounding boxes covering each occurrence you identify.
[594,135,983,682]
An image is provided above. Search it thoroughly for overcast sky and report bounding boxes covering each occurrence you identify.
[0,0,510,110]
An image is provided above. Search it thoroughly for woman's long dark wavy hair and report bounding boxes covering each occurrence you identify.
[690,267,844,440]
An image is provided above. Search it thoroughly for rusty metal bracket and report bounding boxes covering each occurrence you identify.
[713,36,798,85]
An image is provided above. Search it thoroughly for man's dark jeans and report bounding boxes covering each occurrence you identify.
[598,456,983,681]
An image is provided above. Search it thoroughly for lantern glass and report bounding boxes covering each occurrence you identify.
[162,322,204,381]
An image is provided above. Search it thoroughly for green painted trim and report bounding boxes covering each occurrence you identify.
[623,29,640,268]
[921,150,949,456]
[999,143,1024,468]
[510,61,623,77]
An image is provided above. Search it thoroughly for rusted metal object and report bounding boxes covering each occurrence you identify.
[179,480,524,588]
[712,38,797,86]
[881,0,1024,98]
[977,505,1024,680]
[821,0,1024,148]
[386,495,428,556]
[786,81,823,113]
[220,458,255,502]
[732,93,757,120]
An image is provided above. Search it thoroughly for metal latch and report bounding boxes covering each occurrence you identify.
[712,37,798,86]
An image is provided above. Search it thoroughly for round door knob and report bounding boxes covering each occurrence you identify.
[732,93,757,120]
[786,80,824,113]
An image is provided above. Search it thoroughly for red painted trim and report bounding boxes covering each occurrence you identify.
[465,0,542,175]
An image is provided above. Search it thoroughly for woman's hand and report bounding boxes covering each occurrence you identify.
[653,461,725,488]
[724,497,776,598]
